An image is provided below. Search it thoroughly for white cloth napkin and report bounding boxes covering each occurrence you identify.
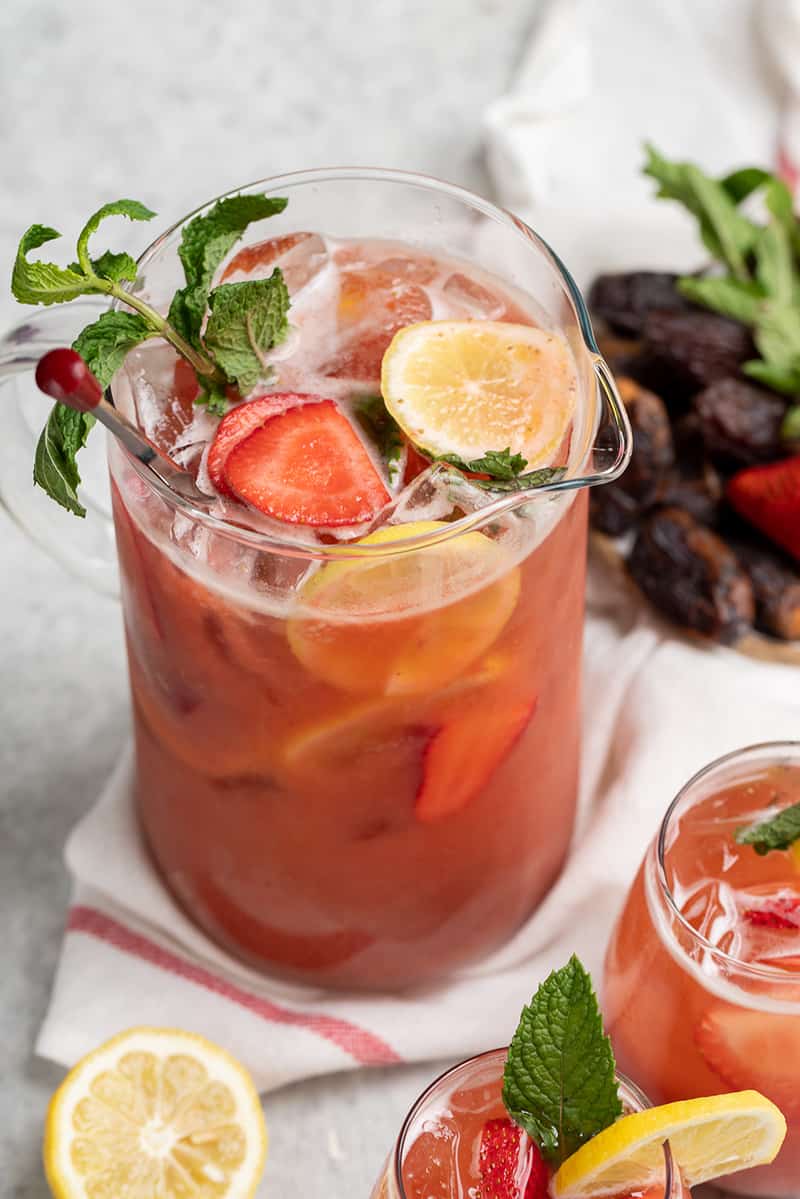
[37,0,800,1093]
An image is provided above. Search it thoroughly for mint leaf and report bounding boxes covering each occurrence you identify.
[643,146,758,277]
[503,956,621,1165]
[75,199,156,276]
[72,310,153,388]
[736,801,800,855]
[33,403,95,517]
[437,447,529,478]
[196,380,229,417]
[751,303,800,392]
[721,166,772,204]
[12,225,90,306]
[781,404,800,441]
[169,193,288,347]
[754,222,797,305]
[355,396,405,486]
[204,268,290,393]
[90,250,138,284]
[478,465,565,493]
[677,276,765,325]
[743,358,800,395]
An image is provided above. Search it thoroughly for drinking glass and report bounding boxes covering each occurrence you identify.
[604,742,800,1197]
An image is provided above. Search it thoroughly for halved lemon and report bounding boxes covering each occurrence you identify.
[381,320,577,466]
[286,520,520,695]
[44,1027,267,1199]
[552,1091,786,1198]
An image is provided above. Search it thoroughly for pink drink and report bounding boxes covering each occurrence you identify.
[604,745,800,1197]
[369,1050,684,1199]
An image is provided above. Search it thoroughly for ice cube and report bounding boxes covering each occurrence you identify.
[219,231,328,294]
[442,272,507,320]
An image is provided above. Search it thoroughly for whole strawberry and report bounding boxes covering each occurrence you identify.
[727,454,800,562]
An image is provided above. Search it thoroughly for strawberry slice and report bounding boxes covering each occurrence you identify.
[727,454,800,561]
[416,698,536,823]
[479,1118,549,1199]
[695,1006,800,1115]
[173,356,201,407]
[744,896,800,928]
[223,399,391,526]
[207,392,309,496]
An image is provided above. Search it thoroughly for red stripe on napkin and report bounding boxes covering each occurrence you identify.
[67,904,402,1066]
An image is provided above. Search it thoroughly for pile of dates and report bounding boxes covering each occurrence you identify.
[590,271,800,644]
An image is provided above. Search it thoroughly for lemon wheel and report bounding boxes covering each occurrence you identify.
[44,1027,267,1199]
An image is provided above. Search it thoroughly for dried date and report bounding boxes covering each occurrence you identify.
[693,378,787,467]
[642,309,755,388]
[629,507,754,642]
[728,535,800,641]
[589,272,690,336]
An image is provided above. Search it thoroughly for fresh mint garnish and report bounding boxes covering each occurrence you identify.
[72,311,154,389]
[33,405,95,518]
[502,955,622,1166]
[355,396,406,487]
[11,192,289,514]
[438,447,566,493]
[168,193,288,348]
[735,800,800,855]
[644,145,800,405]
[204,270,290,393]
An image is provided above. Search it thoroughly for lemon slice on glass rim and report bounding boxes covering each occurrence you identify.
[43,1027,267,1199]
[552,1090,786,1198]
[381,319,578,467]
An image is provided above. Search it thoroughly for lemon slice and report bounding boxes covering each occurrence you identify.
[381,320,577,466]
[287,520,520,695]
[552,1091,786,1198]
[44,1027,267,1199]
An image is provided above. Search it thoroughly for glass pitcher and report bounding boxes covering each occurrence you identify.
[0,169,630,989]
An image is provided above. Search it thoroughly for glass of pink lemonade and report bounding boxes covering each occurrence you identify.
[0,169,630,990]
[370,1050,683,1199]
[605,742,800,1197]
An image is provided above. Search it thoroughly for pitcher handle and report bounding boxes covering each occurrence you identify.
[0,302,120,596]
[586,354,632,485]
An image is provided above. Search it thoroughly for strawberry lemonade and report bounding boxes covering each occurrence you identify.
[604,744,800,1197]
[12,171,631,988]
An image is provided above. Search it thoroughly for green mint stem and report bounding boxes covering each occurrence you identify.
[99,276,224,384]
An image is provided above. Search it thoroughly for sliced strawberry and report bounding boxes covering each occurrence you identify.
[727,454,800,561]
[403,442,431,485]
[744,896,800,928]
[695,1005,800,1115]
[416,698,537,823]
[207,392,309,496]
[478,1118,549,1199]
[224,399,391,526]
[220,232,312,282]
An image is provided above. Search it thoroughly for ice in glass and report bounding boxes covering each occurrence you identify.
[605,743,800,1197]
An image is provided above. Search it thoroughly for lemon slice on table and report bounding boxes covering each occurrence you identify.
[552,1091,786,1198]
[44,1027,267,1199]
[381,320,578,466]
[287,520,520,695]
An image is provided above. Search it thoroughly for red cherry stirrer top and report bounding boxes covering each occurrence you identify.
[36,348,208,503]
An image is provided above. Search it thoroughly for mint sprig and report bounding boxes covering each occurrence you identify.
[438,447,566,492]
[502,955,622,1165]
[735,800,800,855]
[644,145,800,407]
[11,192,289,515]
